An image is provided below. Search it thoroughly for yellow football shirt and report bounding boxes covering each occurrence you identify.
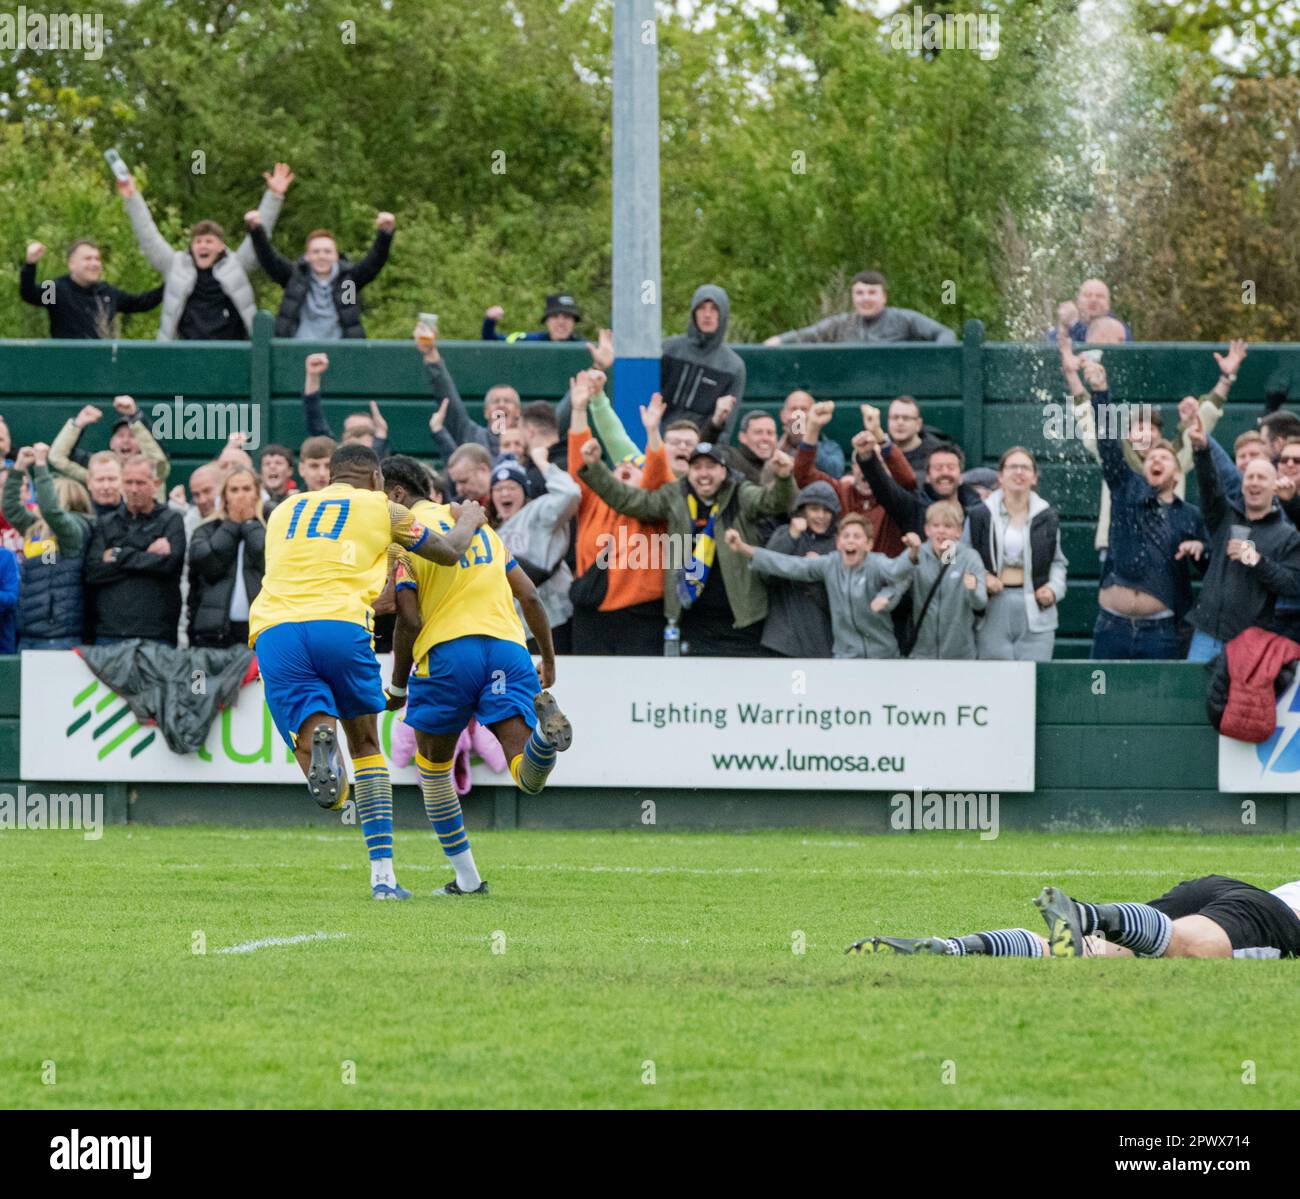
[249,483,430,644]
[396,499,527,672]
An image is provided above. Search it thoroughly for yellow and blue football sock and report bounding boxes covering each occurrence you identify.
[509,728,557,795]
[352,754,399,889]
[415,752,482,891]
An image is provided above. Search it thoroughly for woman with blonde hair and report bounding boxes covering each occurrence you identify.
[2,442,94,649]
[965,445,1068,661]
[187,467,266,648]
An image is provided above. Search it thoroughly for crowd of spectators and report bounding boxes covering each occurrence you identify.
[9,189,1294,662]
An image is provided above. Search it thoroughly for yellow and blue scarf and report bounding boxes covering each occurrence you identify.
[677,494,720,609]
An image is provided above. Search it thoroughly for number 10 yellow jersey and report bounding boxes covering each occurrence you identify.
[249,483,430,645]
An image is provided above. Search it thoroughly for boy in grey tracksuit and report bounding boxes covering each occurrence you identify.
[901,504,988,660]
[726,515,913,659]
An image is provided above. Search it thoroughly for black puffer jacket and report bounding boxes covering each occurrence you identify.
[187,518,265,647]
[250,226,393,339]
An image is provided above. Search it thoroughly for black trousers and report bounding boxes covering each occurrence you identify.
[569,600,665,656]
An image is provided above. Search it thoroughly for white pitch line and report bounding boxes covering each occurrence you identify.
[489,862,1222,880]
[216,931,347,955]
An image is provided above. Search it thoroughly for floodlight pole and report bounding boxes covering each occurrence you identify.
[611,0,662,449]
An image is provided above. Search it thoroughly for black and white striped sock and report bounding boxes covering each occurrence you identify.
[958,928,1044,958]
[1094,902,1173,956]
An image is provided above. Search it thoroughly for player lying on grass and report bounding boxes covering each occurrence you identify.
[846,876,1300,959]
[249,443,487,900]
[382,455,573,897]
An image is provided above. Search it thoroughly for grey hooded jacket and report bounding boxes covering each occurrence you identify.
[660,284,748,441]
[748,547,913,659]
[905,541,987,660]
[123,188,284,340]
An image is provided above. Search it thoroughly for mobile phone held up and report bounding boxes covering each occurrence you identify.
[104,148,131,182]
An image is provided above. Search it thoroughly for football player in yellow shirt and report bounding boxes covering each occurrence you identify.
[250,444,486,899]
[381,455,572,896]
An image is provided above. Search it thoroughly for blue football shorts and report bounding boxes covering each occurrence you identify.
[255,619,386,748]
[403,635,539,736]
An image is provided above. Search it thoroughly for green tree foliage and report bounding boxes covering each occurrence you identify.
[0,0,1295,343]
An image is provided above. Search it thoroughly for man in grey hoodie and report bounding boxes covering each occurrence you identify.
[117,163,293,340]
[726,513,913,659]
[660,284,748,442]
[764,270,955,346]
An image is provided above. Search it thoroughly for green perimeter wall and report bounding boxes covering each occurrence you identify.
[2,318,1299,658]
[1,657,1296,833]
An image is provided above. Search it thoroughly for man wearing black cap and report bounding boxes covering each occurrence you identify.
[482,293,585,342]
[48,395,172,502]
[578,436,795,656]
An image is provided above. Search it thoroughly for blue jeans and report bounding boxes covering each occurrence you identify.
[1091,611,1182,660]
[1186,629,1225,663]
[20,637,79,651]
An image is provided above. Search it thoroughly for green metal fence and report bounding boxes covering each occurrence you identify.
[2,317,1299,656]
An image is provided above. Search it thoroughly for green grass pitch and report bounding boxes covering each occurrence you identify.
[3,825,1298,1109]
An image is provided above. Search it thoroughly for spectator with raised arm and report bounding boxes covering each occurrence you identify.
[1183,409,1300,662]
[3,443,94,649]
[795,401,916,559]
[1045,279,1131,342]
[1081,359,1209,659]
[117,163,293,340]
[246,211,393,339]
[416,323,520,457]
[520,401,567,496]
[764,270,956,346]
[660,285,748,441]
[187,468,266,649]
[578,440,796,656]
[21,240,161,338]
[965,448,1068,662]
[776,390,845,478]
[857,423,981,539]
[1064,337,1245,561]
[49,396,171,500]
[300,353,389,459]
[84,456,186,645]
[568,374,675,655]
[482,293,585,342]
[726,514,914,659]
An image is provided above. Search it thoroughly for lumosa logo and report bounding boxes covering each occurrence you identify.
[1256,675,1300,774]
[66,680,155,760]
[63,675,408,765]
